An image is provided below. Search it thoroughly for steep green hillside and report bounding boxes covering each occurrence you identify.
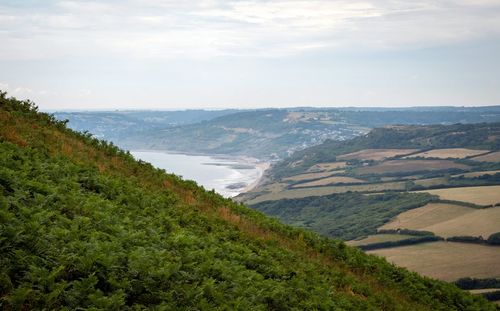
[0,91,496,309]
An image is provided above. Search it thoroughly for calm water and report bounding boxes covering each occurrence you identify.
[131,151,263,197]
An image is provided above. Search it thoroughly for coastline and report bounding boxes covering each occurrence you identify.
[241,162,270,194]
[131,149,269,198]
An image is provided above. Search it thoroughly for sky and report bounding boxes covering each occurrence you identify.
[0,0,500,110]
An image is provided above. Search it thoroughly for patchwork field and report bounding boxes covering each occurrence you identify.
[307,162,347,172]
[283,171,333,182]
[414,177,448,187]
[406,148,488,159]
[453,170,500,178]
[417,185,500,206]
[380,203,500,238]
[247,181,407,204]
[336,149,418,161]
[368,242,500,281]
[355,160,468,175]
[292,176,365,188]
[347,234,414,247]
[471,151,500,162]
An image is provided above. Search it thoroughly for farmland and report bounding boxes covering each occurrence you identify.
[417,185,500,206]
[354,159,468,175]
[368,242,500,281]
[247,181,407,204]
[347,234,415,247]
[283,171,333,181]
[380,203,500,238]
[472,151,500,162]
[406,148,488,159]
[336,149,418,161]
[307,161,347,172]
[292,176,365,188]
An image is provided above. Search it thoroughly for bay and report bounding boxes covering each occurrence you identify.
[131,150,267,198]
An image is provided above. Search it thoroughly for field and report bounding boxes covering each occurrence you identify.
[292,176,365,188]
[354,160,469,175]
[471,151,500,162]
[406,148,488,159]
[380,203,500,238]
[417,185,500,206]
[247,181,407,204]
[336,149,418,161]
[453,170,500,178]
[368,242,500,281]
[307,161,347,172]
[283,171,334,181]
[347,234,414,247]
[414,177,448,187]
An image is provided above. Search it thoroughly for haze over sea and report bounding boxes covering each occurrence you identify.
[131,151,264,197]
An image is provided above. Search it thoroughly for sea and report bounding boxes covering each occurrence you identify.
[131,150,265,198]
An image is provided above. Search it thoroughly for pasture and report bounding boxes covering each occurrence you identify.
[354,160,468,175]
[283,171,333,182]
[471,151,500,162]
[307,161,347,172]
[406,148,488,159]
[368,242,500,281]
[336,149,418,161]
[247,181,407,204]
[347,234,414,247]
[380,203,500,238]
[417,185,500,206]
[453,170,500,178]
[292,176,365,188]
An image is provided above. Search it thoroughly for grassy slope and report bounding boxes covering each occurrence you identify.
[0,92,496,309]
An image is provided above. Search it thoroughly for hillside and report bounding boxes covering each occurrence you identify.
[57,106,500,160]
[1,92,497,309]
[268,123,500,179]
[239,122,500,301]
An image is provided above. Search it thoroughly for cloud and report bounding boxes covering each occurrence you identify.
[0,0,499,60]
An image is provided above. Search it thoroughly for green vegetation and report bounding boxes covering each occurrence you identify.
[358,236,444,251]
[1,92,498,309]
[251,192,435,240]
[271,123,500,178]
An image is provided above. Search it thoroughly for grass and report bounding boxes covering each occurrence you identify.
[347,234,415,246]
[247,181,407,204]
[453,170,500,178]
[283,171,334,181]
[416,185,500,206]
[471,151,500,162]
[405,148,489,159]
[380,203,500,238]
[368,242,500,282]
[414,177,448,187]
[307,161,347,172]
[354,160,469,175]
[292,176,365,188]
[336,149,418,161]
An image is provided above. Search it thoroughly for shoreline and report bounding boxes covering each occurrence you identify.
[240,162,270,194]
[131,149,269,198]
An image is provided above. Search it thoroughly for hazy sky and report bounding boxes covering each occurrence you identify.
[1,0,500,110]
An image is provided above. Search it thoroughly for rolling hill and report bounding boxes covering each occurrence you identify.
[1,93,497,309]
[56,106,500,160]
[239,122,500,303]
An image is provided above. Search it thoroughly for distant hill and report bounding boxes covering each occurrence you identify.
[270,123,500,179]
[55,106,500,160]
[1,91,496,309]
